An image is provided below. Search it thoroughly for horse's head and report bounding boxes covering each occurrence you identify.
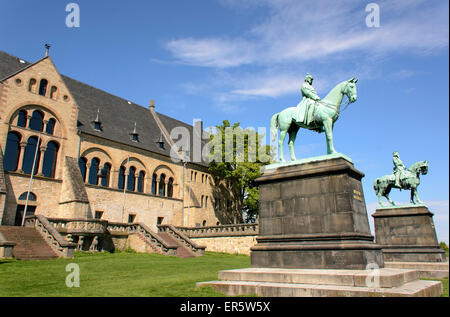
[342,77,358,103]
[409,160,429,175]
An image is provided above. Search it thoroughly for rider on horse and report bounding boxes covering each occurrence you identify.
[393,151,406,187]
[296,74,321,127]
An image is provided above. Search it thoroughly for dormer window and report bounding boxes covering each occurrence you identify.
[130,122,139,142]
[156,132,165,149]
[93,109,102,132]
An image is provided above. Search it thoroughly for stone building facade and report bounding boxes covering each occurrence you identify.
[0,50,228,232]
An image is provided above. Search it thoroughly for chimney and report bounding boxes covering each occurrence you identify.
[149,100,155,111]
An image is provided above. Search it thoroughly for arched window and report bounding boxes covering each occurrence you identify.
[205,196,208,208]
[151,173,157,195]
[137,171,145,193]
[29,110,44,132]
[42,141,59,178]
[201,195,204,207]
[38,79,48,96]
[50,86,58,100]
[3,132,21,172]
[18,192,37,201]
[127,166,136,191]
[118,166,126,190]
[17,110,27,128]
[167,177,174,198]
[100,163,111,187]
[28,78,37,93]
[88,157,100,185]
[158,174,166,196]
[46,118,56,135]
[22,136,41,175]
[202,220,207,227]
[78,157,87,182]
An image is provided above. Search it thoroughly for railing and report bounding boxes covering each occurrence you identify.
[47,217,108,234]
[158,224,206,256]
[25,215,76,258]
[107,222,178,256]
[176,223,259,238]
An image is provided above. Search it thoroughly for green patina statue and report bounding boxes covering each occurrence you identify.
[374,151,429,206]
[270,75,358,162]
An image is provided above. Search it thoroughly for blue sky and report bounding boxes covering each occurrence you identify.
[1,0,448,243]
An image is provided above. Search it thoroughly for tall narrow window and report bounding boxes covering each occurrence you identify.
[167,177,174,198]
[158,174,166,196]
[88,158,100,185]
[42,141,59,178]
[22,136,41,175]
[151,173,157,195]
[78,157,87,182]
[29,110,44,132]
[46,118,56,135]
[100,163,111,187]
[50,86,58,100]
[137,171,145,193]
[118,166,126,190]
[3,132,21,172]
[28,78,37,93]
[38,79,48,96]
[127,166,136,191]
[17,110,28,128]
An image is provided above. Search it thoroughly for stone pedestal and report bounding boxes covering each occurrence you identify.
[251,156,384,270]
[372,205,446,263]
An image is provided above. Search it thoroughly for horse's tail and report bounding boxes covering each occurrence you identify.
[270,113,279,143]
[373,178,380,194]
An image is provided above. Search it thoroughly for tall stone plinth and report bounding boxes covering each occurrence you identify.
[250,156,384,270]
[372,205,446,263]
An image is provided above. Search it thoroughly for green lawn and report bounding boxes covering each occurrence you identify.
[0,251,250,297]
[1,251,448,297]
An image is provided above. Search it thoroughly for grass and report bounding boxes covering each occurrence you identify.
[1,252,448,297]
[0,251,250,297]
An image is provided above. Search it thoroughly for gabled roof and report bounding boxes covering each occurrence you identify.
[0,50,208,166]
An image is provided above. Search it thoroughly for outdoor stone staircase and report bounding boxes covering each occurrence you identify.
[157,232,196,258]
[0,226,58,260]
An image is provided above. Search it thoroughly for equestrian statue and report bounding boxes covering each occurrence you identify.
[270,74,358,162]
[373,151,429,206]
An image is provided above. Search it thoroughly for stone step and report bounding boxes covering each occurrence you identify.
[384,262,449,279]
[218,268,420,288]
[157,232,196,258]
[0,226,58,260]
[197,279,443,297]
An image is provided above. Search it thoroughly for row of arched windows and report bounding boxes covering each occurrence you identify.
[78,157,175,198]
[3,131,59,178]
[190,171,210,184]
[16,109,57,135]
[28,78,58,100]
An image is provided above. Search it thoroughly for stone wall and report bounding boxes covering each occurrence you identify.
[190,235,257,255]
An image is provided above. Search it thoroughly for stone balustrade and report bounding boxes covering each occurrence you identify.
[158,224,206,255]
[47,217,108,235]
[176,223,259,238]
[25,215,76,258]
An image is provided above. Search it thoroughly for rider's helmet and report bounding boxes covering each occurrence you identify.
[393,151,399,157]
[305,73,313,83]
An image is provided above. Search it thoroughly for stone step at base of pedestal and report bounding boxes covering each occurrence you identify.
[218,267,419,288]
[197,267,444,297]
[384,262,449,279]
[197,279,442,297]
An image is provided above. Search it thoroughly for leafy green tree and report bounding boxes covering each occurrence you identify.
[207,120,274,223]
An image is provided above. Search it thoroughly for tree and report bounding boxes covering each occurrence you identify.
[207,120,274,223]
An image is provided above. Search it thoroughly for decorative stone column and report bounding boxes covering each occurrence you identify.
[17,141,27,173]
[37,146,46,176]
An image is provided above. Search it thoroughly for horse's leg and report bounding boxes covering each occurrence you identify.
[278,129,288,162]
[385,186,395,206]
[412,187,424,204]
[288,125,300,161]
[410,188,415,204]
[377,188,385,206]
[322,118,337,154]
